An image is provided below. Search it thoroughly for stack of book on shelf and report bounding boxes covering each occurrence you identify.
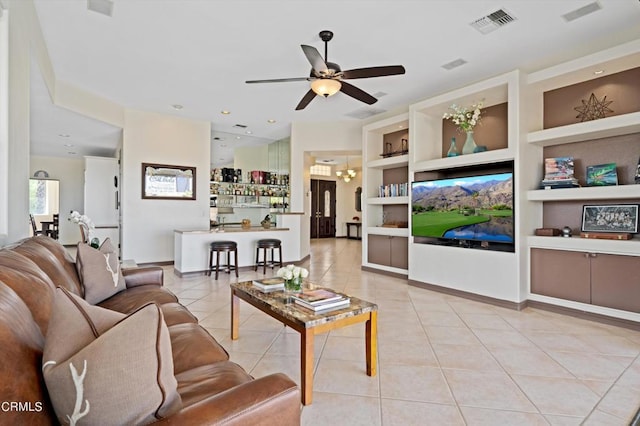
[252,277,285,292]
[540,157,580,189]
[291,289,350,312]
[378,182,408,198]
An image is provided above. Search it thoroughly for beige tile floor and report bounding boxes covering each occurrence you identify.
[161,238,640,425]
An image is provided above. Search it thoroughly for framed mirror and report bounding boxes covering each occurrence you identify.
[142,163,196,200]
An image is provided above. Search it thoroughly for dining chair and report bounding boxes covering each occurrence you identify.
[50,213,59,240]
[29,214,45,237]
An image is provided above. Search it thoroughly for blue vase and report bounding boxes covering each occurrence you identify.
[446,137,459,157]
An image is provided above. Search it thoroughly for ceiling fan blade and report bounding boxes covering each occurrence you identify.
[341,65,406,80]
[295,89,317,110]
[339,81,377,105]
[301,45,328,75]
[246,77,310,84]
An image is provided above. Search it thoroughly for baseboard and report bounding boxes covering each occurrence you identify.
[173,254,311,278]
[361,266,408,279]
[407,279,528,311]
[526,300,640,331]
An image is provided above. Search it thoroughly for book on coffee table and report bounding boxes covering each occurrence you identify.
[294,297,351,312]
[292,289,344,305]
[252,277,285,291]
[292,289,350,312]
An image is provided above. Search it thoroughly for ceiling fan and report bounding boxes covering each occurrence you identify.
[245,30,406,110]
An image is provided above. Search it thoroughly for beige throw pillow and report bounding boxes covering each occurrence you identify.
[76,238,126,304]
[43,287,182,425]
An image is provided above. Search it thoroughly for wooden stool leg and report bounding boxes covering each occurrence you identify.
[278,246,283,268]
[255,247,259,271]
[207,249,213,276]
[262,247,267,274]
[234,248,239,277]
[215,250,221,280]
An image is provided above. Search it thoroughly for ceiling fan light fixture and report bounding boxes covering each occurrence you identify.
[311,79,341,97]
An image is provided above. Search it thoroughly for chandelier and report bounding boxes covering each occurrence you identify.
[336,157,356,183]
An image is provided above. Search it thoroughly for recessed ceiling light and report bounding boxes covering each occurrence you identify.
[171,104,183,110]
[221,110,231,115]
[64,143,74,147]
[398,125,404,129]
[235,136,241,140]
[594,69,605,75]
[59,134,70,138]
[267,119,276,123]
[245,130,252,134]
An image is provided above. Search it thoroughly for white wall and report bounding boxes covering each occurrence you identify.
[30,155,84,245]
[121,109,210,263]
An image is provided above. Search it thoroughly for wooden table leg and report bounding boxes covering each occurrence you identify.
[300,328,314,405]
[231,291,240,340]
[365,310,377,377]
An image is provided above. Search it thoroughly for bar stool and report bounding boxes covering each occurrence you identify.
[208,241,238,280]
[255,238,283,274]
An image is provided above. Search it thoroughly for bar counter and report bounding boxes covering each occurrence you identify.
[174,214,304,276]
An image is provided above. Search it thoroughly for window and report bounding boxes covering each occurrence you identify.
[310,164,331,176]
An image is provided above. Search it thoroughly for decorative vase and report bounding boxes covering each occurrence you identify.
[446,137,459,157]
[462,131,478,155]
[284,277,302,293]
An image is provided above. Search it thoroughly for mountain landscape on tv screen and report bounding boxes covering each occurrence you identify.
[411,175,514,244]
[412,177,513,211]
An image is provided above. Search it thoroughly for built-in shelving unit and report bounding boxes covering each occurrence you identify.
[360,40,640,323]
[523,39,640,322]
[362,113,410,276]
[406,70,526,303]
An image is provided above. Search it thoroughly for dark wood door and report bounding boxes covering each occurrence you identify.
[310,179,336,238]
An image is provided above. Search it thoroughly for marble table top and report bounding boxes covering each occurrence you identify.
[231,281,378,329]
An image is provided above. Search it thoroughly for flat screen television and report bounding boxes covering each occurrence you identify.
[411,172,514,251]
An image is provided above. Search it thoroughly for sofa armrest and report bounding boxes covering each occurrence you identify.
[155,373,300,425]
[122,266,164,288]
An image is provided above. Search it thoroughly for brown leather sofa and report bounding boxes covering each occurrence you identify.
[0,236,300,425]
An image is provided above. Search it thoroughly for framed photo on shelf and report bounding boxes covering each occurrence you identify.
[586,163,618,186]
[581,204,639,233]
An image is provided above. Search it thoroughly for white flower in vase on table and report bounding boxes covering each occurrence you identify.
[443,101,484,154]
[276,264,309,292]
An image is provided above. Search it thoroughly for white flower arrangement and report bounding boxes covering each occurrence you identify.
[68,211,95,230]
[276,264,309,281]
[443,102,483,132]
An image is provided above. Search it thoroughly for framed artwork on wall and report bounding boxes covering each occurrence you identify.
[581,204,638,233]
[142,163,196,200]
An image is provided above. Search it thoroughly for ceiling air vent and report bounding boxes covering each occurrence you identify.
[87,0,114,17]
[562,2,602,22]
[442,58,468,71]
[233,124,248,129]
[345,107,387,120]
[470,9,516,35]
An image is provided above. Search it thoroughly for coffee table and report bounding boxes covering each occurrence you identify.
[230,281,378,405]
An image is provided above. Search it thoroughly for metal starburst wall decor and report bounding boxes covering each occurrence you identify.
[574,92,614,122]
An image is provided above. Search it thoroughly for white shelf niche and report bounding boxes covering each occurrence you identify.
[409,70,519,166]
[366,226,409,237]
[367,196,409,205]
[526,111,640,147]
[527,235,640,256]
[527,184,640,201]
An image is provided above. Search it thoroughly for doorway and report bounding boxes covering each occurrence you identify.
[310,179,336,238]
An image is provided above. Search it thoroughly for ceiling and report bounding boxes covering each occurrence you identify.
[30,0,640,167]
